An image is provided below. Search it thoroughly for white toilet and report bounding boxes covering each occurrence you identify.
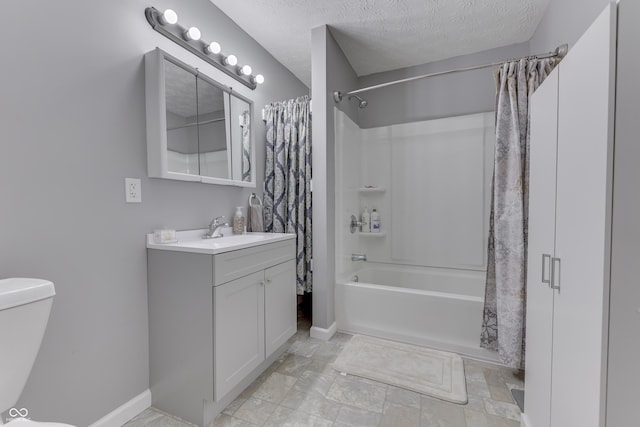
[0,278,74,426]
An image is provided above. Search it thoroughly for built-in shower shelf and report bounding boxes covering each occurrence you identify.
[359,231,386,237]
[358,186,386,193]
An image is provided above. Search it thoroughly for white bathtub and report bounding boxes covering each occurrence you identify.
[335,264,500,362]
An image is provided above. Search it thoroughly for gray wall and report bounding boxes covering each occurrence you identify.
[357,42,529,128]
[529,0,609,53]
[311,25,358,331]
[607,1,639,425]
[0,0,307,425]
[358,0,614,130]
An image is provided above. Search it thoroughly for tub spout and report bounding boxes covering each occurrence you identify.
[351,253,367,262]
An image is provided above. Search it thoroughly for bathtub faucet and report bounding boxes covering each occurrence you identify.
[351,253,367,262]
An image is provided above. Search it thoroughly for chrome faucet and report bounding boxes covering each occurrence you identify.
[351,253,367,262]
[203,216,229,239]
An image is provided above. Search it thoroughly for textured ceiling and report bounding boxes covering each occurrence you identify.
[164,60,225,118]
[210,0,550,87]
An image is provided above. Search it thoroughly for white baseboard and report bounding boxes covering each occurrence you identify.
[89,389,151,427]
[310,321,337,341]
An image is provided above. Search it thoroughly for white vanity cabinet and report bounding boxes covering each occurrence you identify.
[213,246,296,398]
[213,270,266,399]
[147,235,296,427]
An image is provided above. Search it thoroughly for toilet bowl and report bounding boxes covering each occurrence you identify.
[0,278,74,426]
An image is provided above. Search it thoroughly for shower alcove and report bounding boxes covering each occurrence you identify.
[334,108,499,362]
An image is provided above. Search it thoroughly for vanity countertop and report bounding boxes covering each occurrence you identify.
[146,228,295,255]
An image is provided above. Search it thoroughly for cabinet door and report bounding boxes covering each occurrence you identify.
[214,270,265,399]
[524,67,559,427]
[551,4,616,427]
[264,260,297,356]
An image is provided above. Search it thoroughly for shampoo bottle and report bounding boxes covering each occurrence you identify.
[371,208,380,232]
[233,206,245,234]
[361,206,371,233]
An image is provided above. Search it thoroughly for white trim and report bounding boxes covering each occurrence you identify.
[520,413,531,427]
[89,389,151,427]
[310,322,337,341]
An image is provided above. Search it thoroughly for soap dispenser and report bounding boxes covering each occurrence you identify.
[233,206,245,234]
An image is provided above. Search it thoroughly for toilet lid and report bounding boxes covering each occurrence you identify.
[6,418,75,427]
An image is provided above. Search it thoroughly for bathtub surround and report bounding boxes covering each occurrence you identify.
[480,57,557,369]
[335,110,494,272]
[334,109,498,361]
[333,335,468,404]
[264,96,313,295]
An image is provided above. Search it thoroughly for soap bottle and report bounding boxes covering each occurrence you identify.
[371,208,380,232]
[233,206,245,234]
[361,206,371,233]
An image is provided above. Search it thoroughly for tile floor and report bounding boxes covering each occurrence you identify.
[126,317,523,427]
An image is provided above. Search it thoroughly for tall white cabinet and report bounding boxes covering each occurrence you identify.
[524,3,616,427]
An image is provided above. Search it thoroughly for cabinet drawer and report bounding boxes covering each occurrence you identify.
[213,239,295,286]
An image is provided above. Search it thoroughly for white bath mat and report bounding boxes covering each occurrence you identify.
[333,335,468,404]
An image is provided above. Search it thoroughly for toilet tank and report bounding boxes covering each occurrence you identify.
[0,278,55,414]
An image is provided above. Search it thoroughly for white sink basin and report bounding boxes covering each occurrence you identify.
[207,233,270,246]
[146,229,295,255]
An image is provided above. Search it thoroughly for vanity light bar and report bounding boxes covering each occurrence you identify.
[145,7,264,90]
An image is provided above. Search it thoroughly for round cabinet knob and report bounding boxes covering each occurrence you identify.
[260,281,265,286]
[266,278,272,284]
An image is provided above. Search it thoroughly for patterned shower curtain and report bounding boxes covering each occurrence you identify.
[480,58,556,369]
[241,110,251,182]
[264,96,312,295]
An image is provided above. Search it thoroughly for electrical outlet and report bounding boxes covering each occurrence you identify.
[125,178,142,203]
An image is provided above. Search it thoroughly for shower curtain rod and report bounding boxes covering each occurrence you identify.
[167,116,225,131]
[333,44,568,102]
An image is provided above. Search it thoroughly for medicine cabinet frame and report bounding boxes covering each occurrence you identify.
[145,47,256,187]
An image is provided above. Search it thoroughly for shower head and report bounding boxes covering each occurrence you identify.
[348,95,368,109]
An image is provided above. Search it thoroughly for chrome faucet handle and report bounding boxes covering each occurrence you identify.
[204,215,229,239]
[351,253,367,262]
[212,215,226,227]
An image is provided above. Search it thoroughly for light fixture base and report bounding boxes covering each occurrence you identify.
[145,7,257,90]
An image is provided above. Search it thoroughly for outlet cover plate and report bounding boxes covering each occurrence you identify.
[125,178,141,203]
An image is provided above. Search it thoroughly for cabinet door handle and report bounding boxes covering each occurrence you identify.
[259,281,265,286]
[542,253,551,285]
[266,278,272,284]
[550,257,561,291]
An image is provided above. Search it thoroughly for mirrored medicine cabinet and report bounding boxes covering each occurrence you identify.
[145,47,255,187]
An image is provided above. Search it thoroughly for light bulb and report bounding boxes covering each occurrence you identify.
[254,74,265,85]
[205,42,221,55]
[183,27,201,41]
[158,9,178,25]
[224,54,238,66]
[240,65,252,76]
